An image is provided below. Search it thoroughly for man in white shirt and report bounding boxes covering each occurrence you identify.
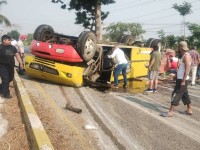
[108,45,128,88]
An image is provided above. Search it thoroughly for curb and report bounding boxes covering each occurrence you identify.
[13,70,54,150]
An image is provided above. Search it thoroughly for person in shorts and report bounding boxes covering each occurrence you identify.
[146,45,162,92]
[161,41,192,117]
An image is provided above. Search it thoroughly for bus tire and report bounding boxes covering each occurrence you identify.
[33,24,54,42]
[122,35,134,46]
[77,31,97,62]
[145,38,155,47]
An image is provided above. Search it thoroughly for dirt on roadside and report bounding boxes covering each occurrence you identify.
[0,82,30,150]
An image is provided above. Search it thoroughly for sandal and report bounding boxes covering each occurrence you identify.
[160,112,173,117]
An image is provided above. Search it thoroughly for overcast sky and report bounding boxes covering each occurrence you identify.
[1,0,200,39]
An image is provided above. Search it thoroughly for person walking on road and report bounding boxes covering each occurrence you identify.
[189,46,200,86]
[108,44,128,88]
[0,35,23,98]
[146,45,162,93]
[161,41,192,117]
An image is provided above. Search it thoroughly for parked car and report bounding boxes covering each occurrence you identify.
[25,24,162,87]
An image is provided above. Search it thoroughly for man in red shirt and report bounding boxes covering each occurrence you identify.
[167,55,178,74]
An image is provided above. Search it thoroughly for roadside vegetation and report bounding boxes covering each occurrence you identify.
[0,0,11,26]
[1,1,200,52]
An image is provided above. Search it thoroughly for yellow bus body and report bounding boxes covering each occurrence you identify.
[24,45,151,87]
[24,56,84,87]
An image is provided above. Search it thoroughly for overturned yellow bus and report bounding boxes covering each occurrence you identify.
[25,24,161,87]
[25,44,152,87]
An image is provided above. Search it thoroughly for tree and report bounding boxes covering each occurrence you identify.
[157,30,166,49]
[104,22,145,41]
[7,30,20,40]
[187,23,200,49]
[165,35,177,50]
[0,0,11,26]
[172,1,192,39]
[52,0,115,41]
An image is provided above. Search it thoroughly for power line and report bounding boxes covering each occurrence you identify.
[104,0,166,11]
[112,0,200,22]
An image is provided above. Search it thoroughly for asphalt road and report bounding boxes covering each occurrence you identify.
[20,74,200,150]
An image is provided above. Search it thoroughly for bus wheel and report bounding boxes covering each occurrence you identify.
[117,34,126,43]
[77,31,97,62]
[122,35,134,46]
[33,24,54,42]
[145,38,155,47]
[150,39,162,52]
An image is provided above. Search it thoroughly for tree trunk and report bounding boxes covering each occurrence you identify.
[95,2,102,41]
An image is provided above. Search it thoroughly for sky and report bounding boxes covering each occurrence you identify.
[0,0,200,40]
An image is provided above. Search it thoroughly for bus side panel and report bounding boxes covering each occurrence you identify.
[110,47,151,82]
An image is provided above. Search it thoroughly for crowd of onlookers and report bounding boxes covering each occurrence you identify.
[144,41,199,117]
[165,46,200,86]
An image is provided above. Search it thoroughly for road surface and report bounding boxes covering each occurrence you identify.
[20,74,200,150]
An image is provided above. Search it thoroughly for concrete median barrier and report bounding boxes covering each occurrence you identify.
[13,70,54,150]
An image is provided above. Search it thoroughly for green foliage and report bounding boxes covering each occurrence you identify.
[68,0,115,31]
[68,0,115,11]
[0,0,7,5]
[157,30,166,48]
[172,1,192,16]
[187,23,200,48]
[165,35,177,50]
[104,22,145,41]
[7,30,20,40]
[0,0,11,26]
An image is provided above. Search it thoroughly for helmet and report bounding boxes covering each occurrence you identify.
[20,34,27,40]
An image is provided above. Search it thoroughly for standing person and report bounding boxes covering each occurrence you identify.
[0,35,23,98]
[189,46,200,86]
[108,44,128,88]
[146,45,162,92]
[17,35,26,75]
[161,41,192,117]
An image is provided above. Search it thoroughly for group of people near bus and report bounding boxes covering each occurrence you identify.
[1,33,200,118]
[145,41,200,117]
[108,40,199,118]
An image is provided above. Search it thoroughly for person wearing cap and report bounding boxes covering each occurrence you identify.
[189,46,200,86]
[146,45,162,93]
[0,35,23,98]
[161,41,192,117]
[17,35,26,75]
